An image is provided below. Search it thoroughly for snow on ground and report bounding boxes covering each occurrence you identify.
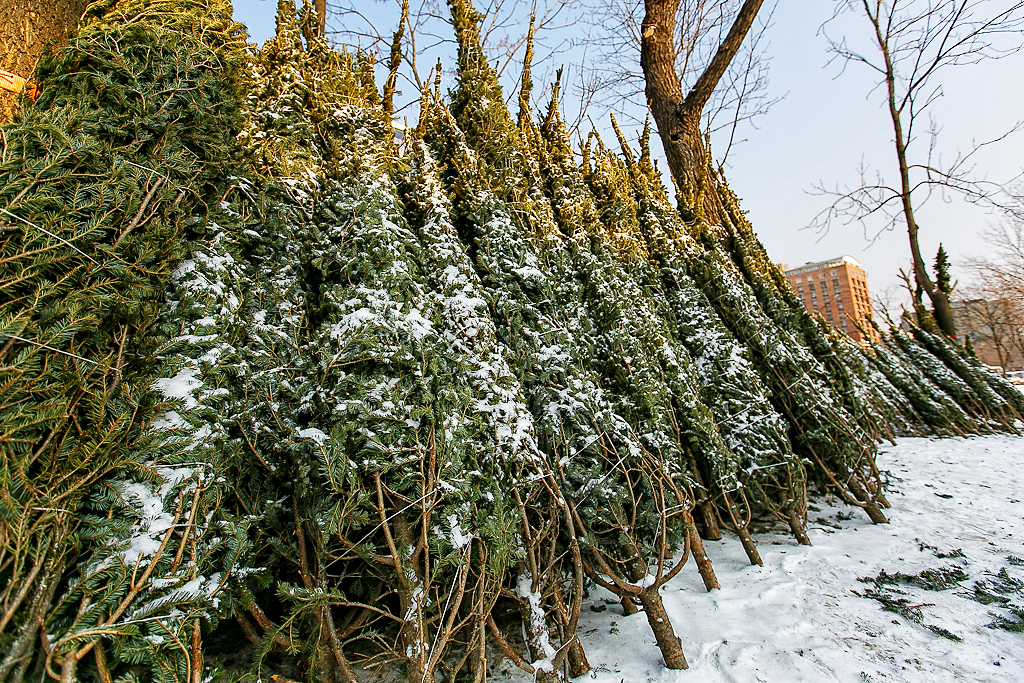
[553,433,1024,683]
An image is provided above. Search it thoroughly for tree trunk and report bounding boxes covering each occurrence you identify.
[688,525,721,591]
[0,0,90,122]
[722,493,762,566]
[314,0,327,36]
[870,9,957,338]
[640,0,764,225]
[698,500,723,540]
[637,590,688,670]
[517,573,559,683]
[392,515,431,683]
[909,226,958,336]
[848,475,889,524]
[553,582,590,677]
[787,506,812,546]
[736,525,763,566]
[190,620,203,683]
[59,655,80,683]
[684,451,722,540]
[567,638,591,678]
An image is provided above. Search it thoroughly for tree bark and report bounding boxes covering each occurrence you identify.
[59,655,80,683]
[698,500,723,540]
[688,526,720,591]
[637,590,688,669]
[685,451,722,540]
[314,0,327,36]
[94,642,113,683]
[640,0,764,225]
[848,475,889,524]
[732,523,761,565]
[515,570,559,683]
[0,0,90,122]
[190,620,203,683]
[566,637,591,677]
[553,582,590,677]
[786,506,812,546]
[722,493,762,566]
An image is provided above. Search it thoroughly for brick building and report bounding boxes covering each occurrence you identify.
[779,256,878,342]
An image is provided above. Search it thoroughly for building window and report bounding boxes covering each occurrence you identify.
[838,302,843,309]
[811,291,817,298]
[798,286,804,292]
[830,270,837,276]
[808,283,815,291]
[825,304,831,312]
[796,277,802,283]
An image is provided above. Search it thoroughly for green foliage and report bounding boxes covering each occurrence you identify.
[447,0,525,198]
[964,333,977,358]
[934,244,953,296]
[866,329,978,435]
[6,1,1022,680]
[856,566,967,641]
[0,1,246,679]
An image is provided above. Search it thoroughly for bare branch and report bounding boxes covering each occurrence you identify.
[816,0,1024,336]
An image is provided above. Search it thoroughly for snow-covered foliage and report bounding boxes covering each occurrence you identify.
[2,1,1020,681]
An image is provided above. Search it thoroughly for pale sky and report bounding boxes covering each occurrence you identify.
[231,0,1024,310]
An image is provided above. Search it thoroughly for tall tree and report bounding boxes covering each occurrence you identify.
[639,0,765,225]
[818,0,1024,338]
[934,243,953,298]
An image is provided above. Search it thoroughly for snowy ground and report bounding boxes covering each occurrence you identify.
[528,433,1024,682]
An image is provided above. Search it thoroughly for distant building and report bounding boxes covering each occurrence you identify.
[780,256,878,343]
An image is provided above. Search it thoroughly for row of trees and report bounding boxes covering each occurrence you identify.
[1,1,1022,682]
[323,0,1024,341]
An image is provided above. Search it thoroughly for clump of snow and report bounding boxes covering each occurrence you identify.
[151,367,202,409]
[448,514,473,549]
[298,427,329,445]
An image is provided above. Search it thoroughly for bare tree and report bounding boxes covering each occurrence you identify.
[872,282,911,328]
[972,202,1024,294]
[814,0,1024,337]
[639,0,767,225]
[956,294,1023,369]
[327,0,578,117]
[584,1,779,168]
[963,204,1024,369]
